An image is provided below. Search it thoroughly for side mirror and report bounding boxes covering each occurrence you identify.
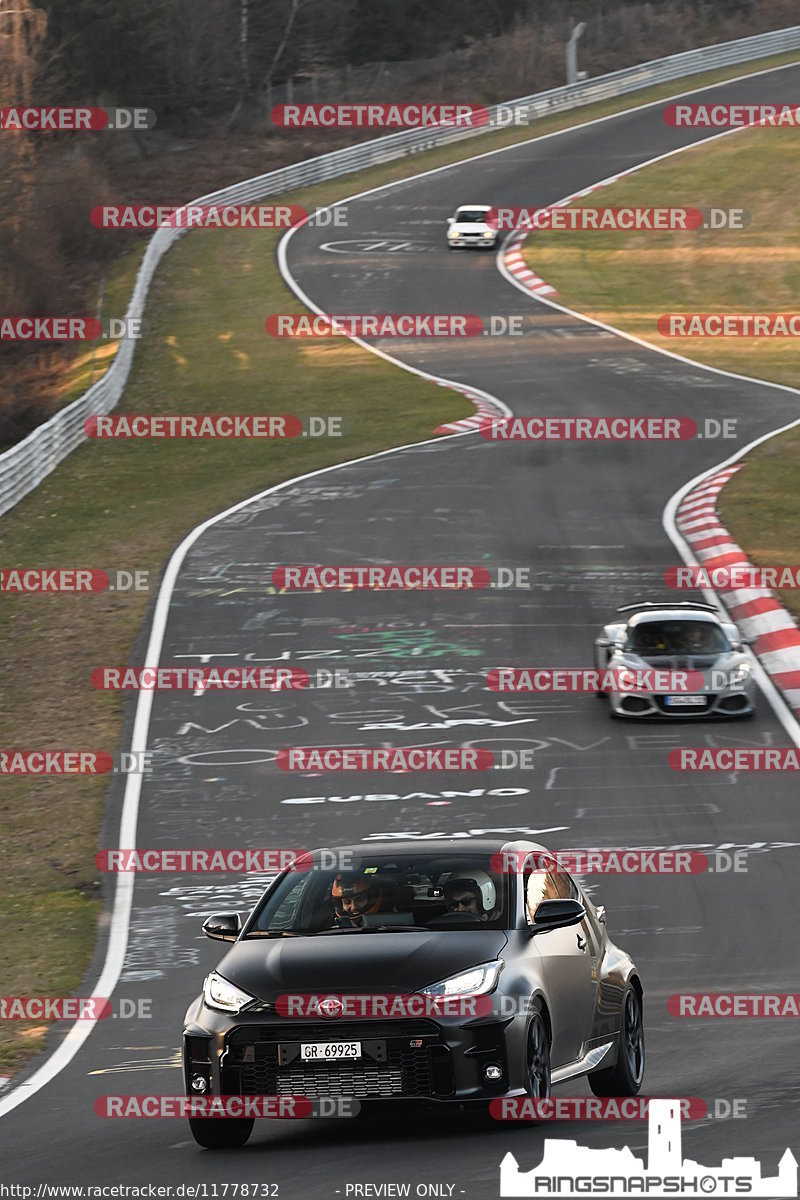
[446,216,455,225]
[595,905,606,925]
[741,635,756,647]
[202,912,241,942]
[595,636,611,649]
[530,898,585,934]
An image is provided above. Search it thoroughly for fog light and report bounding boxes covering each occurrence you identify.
[484,1064,502,1082]
[191,1073,209,1093]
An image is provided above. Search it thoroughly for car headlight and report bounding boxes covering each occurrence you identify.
[420,961,504,997]
[448,227,460,238]
[203,972,256,1013]
[730,662,751,686]
[482,229,494,238]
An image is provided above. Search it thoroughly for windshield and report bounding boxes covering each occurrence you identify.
[625,619,730,656]
[247,855,510,935]
[454,209,489,223]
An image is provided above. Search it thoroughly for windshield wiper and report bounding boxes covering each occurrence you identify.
[243,930,298,938]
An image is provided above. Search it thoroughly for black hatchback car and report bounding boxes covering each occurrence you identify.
[182,838,644,1147]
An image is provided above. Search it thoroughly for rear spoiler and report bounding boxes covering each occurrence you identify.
[616,601,719,615]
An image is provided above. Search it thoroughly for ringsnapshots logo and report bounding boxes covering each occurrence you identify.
[499,1098,797,1197]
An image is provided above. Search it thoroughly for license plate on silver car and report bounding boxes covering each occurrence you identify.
[664,695,706,707]
[300,1041,361,1061]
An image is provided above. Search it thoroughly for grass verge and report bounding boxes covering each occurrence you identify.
[2,47,800,1077]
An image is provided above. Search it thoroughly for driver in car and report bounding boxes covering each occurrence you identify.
[443,870,497,921]
[331,872,383,929]
[681,624,716,654]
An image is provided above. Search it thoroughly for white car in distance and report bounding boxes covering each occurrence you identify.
[446,204,498,250]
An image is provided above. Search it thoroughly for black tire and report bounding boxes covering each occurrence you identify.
[589,985,644,1097]
[524,1005,552,1100]
[188,1116,254,1149]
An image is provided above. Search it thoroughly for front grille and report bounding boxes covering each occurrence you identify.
[224,1021,446,1099]
[241,1054,421,1099]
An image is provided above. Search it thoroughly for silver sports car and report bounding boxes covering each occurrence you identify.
[594,601,756,718]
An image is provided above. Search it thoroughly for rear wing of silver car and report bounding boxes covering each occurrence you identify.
[616,601,719,615]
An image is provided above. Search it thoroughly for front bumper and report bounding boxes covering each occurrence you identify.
[607,685,755,718]
[448,233,497,248]
[184,1002,522,1106]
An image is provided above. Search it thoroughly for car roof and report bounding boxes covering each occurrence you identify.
[455,204,491,212]
[627,609,721,626]
[307,838,549,860]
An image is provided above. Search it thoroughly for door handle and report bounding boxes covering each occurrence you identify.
[576,933,587,951]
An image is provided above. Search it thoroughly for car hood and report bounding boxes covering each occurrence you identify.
[216,929,508,998]
[451,221,491,232]
[615,651,743,673]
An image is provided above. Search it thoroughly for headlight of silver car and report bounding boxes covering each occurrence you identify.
[729,662,751,687]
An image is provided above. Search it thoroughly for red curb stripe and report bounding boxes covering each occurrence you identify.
[755,628,800,653]
[729,597,786,619]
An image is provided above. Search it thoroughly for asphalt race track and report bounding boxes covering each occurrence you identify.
[2,63,800,1194]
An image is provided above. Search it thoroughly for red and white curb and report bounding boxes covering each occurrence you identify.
[434,386,508,434]
[502,236,558,298]
[502,167,659,301]
[676,465,800,715]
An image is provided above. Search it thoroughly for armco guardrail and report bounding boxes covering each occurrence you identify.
[2,25,800,519]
